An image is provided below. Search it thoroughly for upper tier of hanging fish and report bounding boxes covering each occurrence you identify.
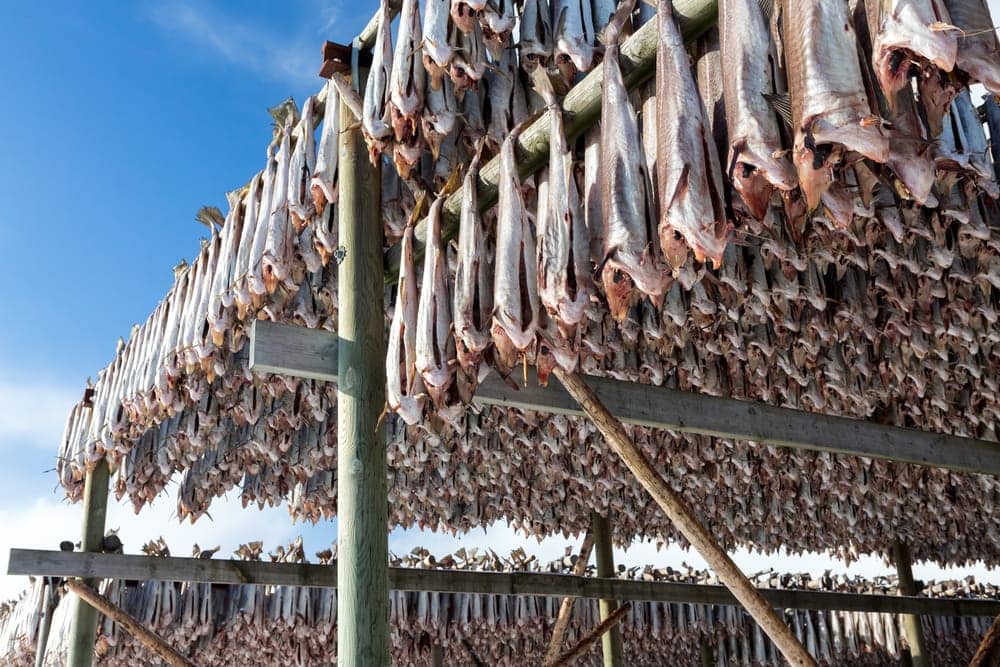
[54,0,1000,565]
[2,542,996,666]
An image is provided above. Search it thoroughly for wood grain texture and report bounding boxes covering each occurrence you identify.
[67,460,109,667]
[552,369,817,667]
[893,540,930,667]
[543,528,596,665]
[337,91,389,667]
[10,549,1000,616]
[970,613,1000,667]
[249,320,1000,475]
[592,513,624,667]
[551,603,631,667]
[382,0,719,284]
[66,579,195,667]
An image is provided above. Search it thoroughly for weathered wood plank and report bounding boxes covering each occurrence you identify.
[381,0,719,284]
[11,550,1000,617]
[248,320,1000,475]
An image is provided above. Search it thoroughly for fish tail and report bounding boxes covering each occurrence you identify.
[598,0,636,46]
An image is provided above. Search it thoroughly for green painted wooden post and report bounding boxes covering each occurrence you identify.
[894,540,930,667]
[336,83,388,666]
[66,459,110,667]
[592,512,624,667]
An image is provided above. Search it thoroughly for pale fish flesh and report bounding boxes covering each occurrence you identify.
[871,0,957,100]
[423,0,455,90]
[311,79,340,216]
[363,0,394,162]
[415,196,457,409]
[390,0,426,170]
[386,223,426,425]
[553,0,596,82]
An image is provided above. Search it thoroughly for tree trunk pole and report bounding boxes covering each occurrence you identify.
[592,513,624,667]
[65,579,195,667]
[430,644,444,667]
[66,459,109,667]
[552,369,817,667]
[893,540,930,667]
[544,528,596,665]
[34,579,58,667]
[551,602,632,666]
[970,613,1000,667]
[336,80,388,666]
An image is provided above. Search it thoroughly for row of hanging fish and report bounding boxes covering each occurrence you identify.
[3,544,997,666]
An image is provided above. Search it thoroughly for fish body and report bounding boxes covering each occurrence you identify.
[450,21,489,94]
[452,0,487,33]
[261,115,295,295]
[783,0,889,210]
[871,0,957,99]
[485,46,528,149]
[387,224,426,424]
[207,189,244,346]
[493,125,539,368]
[887,84,936,204]
[720,0,797,220]
[945,0,1000,92]
[520,0,552,72]
[423,0,455,89]
[311,80,340,215]
[288,96,317,231]
[390,0,427,177]
[422,77,460,161]
[363,0,394,161]
[415,197,457,408]
[480,0,515,58]
[454,145,494,387]
[536,72,593,334]
[553,0,596,81]
[657,1,729,268]
[599,0,667,320]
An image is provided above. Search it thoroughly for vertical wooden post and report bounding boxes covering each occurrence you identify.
[591,512,624,667]
[430,644,444,667]
[34,579,57,667]
[66,459,109,667]
[336,82,388,666]
[700,636,714,667]
[893,540,929,667]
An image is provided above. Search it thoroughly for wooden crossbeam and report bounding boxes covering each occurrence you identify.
[248,320,1000,476]
[10,549,1000,617]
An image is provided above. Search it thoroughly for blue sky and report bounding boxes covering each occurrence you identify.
[1,0,999,599]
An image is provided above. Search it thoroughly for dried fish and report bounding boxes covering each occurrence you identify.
[423,0,455,90]
[783,0,889,210]
[452,0,487,33]
[363,0,394,161]
[870,0,957,100]
[657,0,729,268]
[520,0,553,72]
[423,76,461,161]
[485,46,528,149]
[492,125,539,369]
[720,0,797,220]
[387,224,426,425]
[480,0,515,59]
[553,0,596,81]
[261,109,296,296]
[944,0,1000,92]
[390,0,427,178]
[311,79,340,216]
[416,196,457,408]
[598,0,668,319]
[450,21,489,95]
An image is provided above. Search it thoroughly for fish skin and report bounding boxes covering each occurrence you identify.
[485,46,529,149]
[944,0,1000,92]
[311,80,340,216]
[261,113,295,295]
[886,84,937,205]
[451,0,487,34]
[480,0,515,59]
[520,0,553,72]
[415,196,457,409]
[390,0,426,145]
[657,1,730,268]
[423,0,455,90]
[288,96,317,232]
[720,0,797,221]
[553,0,596,81]
[363,0,394,162]
[492,124,539,369]
[247,140,278,305]
[450,21,489,95]
[599,0,668,320]
[422,76,460,161]
[783,0,890,210]
[207,189,244,346]
[535,71,593,335]
[387,223,426,425]
[454,144,494,386]
[870,0,957,100]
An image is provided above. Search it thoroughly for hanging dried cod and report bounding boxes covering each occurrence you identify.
[657,0,729,268]
[535,71,593,335]
[598,0,667,320]
[944,0,1000,92]
[520,0,553,72]
[492,126,539,370]
[454,144,493,397]
[423,0,455,89]
[363,0,394,161]
[452,0,486,33]
[390,0,427,178]
[870,0,957,100]
[553,0,596,81]
[416,196,457,408]
[719,0,797,221]
[261,104,297,296]
[311,79,340,217]
[387,223,425,425]
[783,0,889,211]
[480,0,516,59]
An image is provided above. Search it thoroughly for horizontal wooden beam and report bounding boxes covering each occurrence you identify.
[9,549,999,617]
[248,320,1000,475]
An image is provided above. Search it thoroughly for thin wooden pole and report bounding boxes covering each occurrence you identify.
[893,540,930,667]
[430,644,444,667]
[700,636,714,667]
[551,602,632,666]
[65,579,195,667]
[34,579,57,667]
[66,459,109,667]
[591,513,624,667]
[552,368,817,667]
[970,613,1000,667]
[543,528,596,665]
[336,79,388,666]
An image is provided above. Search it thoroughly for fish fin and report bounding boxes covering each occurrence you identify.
[757,0,773,22]
[593,247,617,280]
[762,92,793,128]
[668,164,691,209]
[195,206,225,229]
[554,4,569,40]
[597,0,635,46]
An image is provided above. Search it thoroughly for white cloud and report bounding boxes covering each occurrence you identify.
[148,1,323,88]
[0,380,80,450]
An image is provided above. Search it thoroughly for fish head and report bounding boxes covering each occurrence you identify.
[733,166,775,222]
[601,267,637,321]
[392,142,422,180]
[793,144,835,212]
[535,339,556,387]
[659,226,690,271]
[450,2,480,33]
